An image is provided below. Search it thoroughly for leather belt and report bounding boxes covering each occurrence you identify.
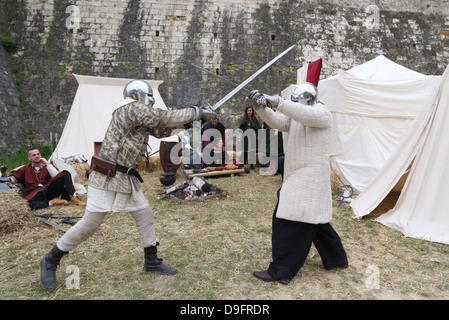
[116,164,144,183]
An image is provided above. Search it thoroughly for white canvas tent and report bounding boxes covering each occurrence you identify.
[51,74,170,163]
[317,56,441,192]
[351,63,449,245]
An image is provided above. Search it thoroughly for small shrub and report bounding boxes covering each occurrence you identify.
[1,37,19,53]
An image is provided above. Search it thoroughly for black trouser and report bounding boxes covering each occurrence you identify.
[267,188,347,282]
[29,171,75,210]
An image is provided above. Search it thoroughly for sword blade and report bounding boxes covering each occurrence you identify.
[191,64,251,93]
[211,44,295,111]
[34,215,68,232]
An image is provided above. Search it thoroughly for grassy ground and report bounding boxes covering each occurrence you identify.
[0,169,448,300]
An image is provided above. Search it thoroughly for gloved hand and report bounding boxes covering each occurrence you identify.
[263,93,280,109]
[203,106,218,122]
[248,90,261,101]
[248,90,280,110]
[194,106,217,122]
[248,90,265,111]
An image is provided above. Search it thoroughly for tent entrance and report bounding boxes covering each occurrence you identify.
[362,160,414,220]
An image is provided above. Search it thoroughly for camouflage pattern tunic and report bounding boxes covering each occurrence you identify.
[89,100,196,193]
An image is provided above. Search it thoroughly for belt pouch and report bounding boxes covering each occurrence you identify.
[90,155,117,181]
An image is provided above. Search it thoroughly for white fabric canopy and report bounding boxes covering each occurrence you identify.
[351,63,449,245]
[51,74,169,163]
[318,56,440,192]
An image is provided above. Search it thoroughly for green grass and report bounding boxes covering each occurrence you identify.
[0,170,448,300]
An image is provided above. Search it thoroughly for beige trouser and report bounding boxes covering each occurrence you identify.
[56,206,157,252]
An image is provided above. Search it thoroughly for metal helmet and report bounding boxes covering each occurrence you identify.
[291,82,318,105]
[123,80,155,106]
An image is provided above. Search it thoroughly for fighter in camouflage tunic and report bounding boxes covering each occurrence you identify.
[89,100,198,193]
[39,80,216,291]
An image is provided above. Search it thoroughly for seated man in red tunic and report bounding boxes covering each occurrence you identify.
[8,148,86,210]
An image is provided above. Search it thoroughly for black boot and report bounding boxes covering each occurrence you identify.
[143,245,177,275]
[39,245,68,291]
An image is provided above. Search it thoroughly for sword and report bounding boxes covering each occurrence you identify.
[191,64,251,94]
[210,44,295,111]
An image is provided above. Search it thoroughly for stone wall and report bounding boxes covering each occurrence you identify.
[1,0,449,155]
[0,44,28,156]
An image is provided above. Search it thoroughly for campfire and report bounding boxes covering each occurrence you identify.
[161,176,225,200]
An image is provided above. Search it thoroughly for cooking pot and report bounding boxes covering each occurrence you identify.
[160,172,176,186]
